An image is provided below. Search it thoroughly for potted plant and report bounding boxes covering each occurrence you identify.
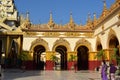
[68,54,77,70]
[50,54,59,70]
[94,49,108,70]
[94,49,107,61]
[18,51,31,71]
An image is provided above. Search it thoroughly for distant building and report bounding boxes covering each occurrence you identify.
[0,0,120,70]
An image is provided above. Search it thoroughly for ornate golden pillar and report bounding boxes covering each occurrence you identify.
[45,51,55,70]
[6,36,10,58]
[46,51,55,61]
[89,52,98,70]
[17,35,23,54]
[29,51,33,60]
[89,52,97,61]
[67,51,77,61]
[104,49,110,60]
[67,51,77,70]
[104,48,117,65]
[17,36,21,55]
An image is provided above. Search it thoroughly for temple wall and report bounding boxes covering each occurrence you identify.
[94,11,119,37]
[23,37,35,51]
[23,37,96,52]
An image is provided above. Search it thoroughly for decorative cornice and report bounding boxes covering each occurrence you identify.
[65,32,80,37]
[43,32,60,37]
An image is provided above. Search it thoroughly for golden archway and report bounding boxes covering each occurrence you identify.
[30,37,49,52]
[52,38,71,52]
[74,38,92,51]
[74,38,91,70]
[96,36,103,51]
[52,38,71,70]
[108,29,119,48]
[30,38,49,70]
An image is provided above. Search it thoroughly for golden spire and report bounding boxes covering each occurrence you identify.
[93,13,97,26]
[70,12,74,23]
[101,0,108,17]
[49,11,53,22]
[26,11,31,26]
[87,13,91,23]
[93,13,97,21]
[69,12,75,30]
[21,11,31,29]
[103,0,107,11]
[48,11,55,28]
[26,11,30,21]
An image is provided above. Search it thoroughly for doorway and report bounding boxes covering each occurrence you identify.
[33,45,45,70]
[8,40,18,68]
[55,45,67,70]
[77,46,89,70]
[0,40,2,64]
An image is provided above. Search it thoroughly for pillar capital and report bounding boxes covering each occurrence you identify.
[67,51,77,61]
[46,51,55,60]
[67,51,77,54]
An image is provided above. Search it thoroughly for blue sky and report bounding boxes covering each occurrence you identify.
[14,0,114,25]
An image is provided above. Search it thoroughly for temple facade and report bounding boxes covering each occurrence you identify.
[0,0,23,68]
[0,0,120,70]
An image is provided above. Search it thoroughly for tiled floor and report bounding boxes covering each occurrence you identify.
[2,69,101,80]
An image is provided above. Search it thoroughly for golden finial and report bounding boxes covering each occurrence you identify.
[69,12,75,30]
[101,0,108,17]
[87,13,91,23]
[48,11,55,28]
[70,12,74,23]
[50,11,53,22]
[26,11,30,21]
[103,0,107,11]
[93,13,97,21]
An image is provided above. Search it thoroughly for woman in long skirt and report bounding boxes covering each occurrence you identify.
[101,61,108,80]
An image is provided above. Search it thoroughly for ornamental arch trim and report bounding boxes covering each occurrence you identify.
[107,29,119,48]
[52,38,71,52]
[30,38,49,53]
[96,36,103,51]
[74,38,92,52]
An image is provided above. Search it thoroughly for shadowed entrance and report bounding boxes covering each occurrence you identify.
[55,45,67,70]
[109,36,119,64]
[0,40,2,64]
[109,36,119,48]
[33,45,45,70]
[77,46,89,70]
[8,40,18,68]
